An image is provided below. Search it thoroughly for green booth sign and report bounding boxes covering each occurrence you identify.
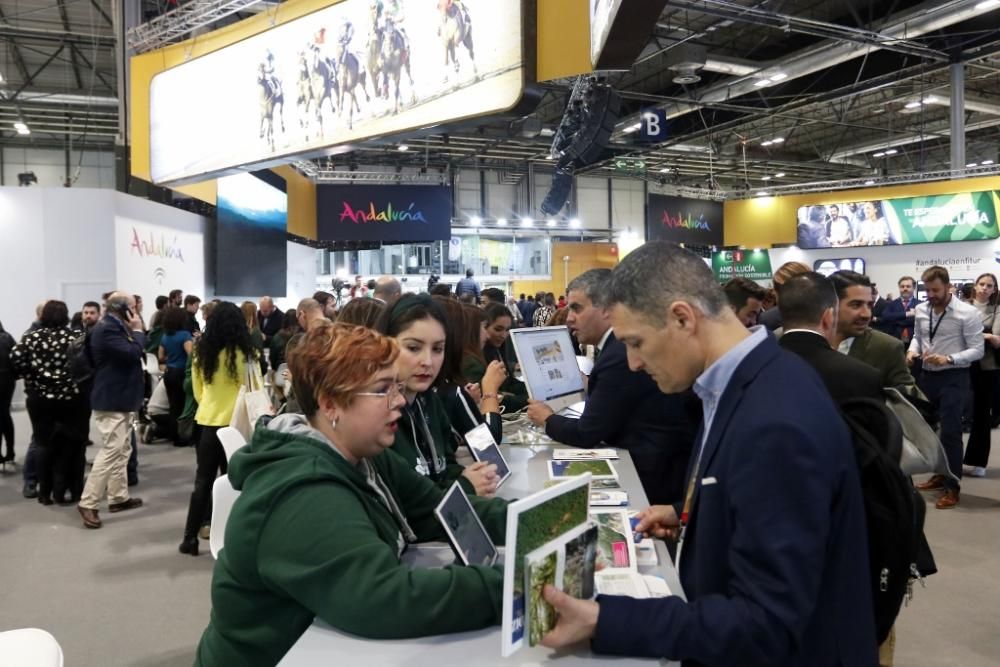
[712,249,773,283]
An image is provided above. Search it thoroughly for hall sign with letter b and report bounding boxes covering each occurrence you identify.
[639,109,668,142]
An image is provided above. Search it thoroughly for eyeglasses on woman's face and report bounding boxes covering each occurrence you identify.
[356,380,406,410]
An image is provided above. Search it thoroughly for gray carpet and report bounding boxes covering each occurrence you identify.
[1,409,999,666]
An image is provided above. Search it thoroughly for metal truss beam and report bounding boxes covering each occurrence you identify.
[127,0,276,53]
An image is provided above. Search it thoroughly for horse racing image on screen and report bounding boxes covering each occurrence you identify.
[149,0,525,185]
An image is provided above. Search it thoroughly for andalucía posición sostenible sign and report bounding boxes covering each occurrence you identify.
[796,190,1000,249]
[711,249,772,283]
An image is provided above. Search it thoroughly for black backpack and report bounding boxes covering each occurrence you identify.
[66,329,95,385]
[839,398,936,644]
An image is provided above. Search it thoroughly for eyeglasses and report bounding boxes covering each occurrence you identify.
[356,381,406,409]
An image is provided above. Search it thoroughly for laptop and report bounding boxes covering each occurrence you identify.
[434,482,499,567]
[509,326,586,414]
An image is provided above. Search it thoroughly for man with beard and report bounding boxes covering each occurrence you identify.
[879,276,921,344]
[907,265,983,509]
[829,270,923,402]
[525,269,698,504]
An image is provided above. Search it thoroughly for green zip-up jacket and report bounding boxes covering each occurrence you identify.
[195,414,508,667]
[391,390,475,494]
[462,354,528,412]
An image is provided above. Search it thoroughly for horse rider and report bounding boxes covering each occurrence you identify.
[261,50,281,97]
[338,20,355,65]
[437,0,471,33]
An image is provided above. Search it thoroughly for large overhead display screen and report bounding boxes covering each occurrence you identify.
[149,0,524,185]
[796,190,1000,249]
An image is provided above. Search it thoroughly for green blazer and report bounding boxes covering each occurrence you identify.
[847,328,927,402]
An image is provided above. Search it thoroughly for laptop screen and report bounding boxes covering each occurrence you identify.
[510,326,586,402]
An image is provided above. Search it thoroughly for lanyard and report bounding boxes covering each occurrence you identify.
[928,308,947,343]
[406,397,442,476]
[675,440,707,567]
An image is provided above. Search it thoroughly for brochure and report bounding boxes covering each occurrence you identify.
[548,459,618,480]
[589,490,629,507]
[553,448,619,461]
[501,474,591,657]
[590,509,637,571]
[523,522,598,648]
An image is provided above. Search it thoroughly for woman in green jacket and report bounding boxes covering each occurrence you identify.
[194,322,508,667]
[376,295,498,496]
[463,303,529,412]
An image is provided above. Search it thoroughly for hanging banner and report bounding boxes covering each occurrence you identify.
[149,0,526,185]
[647,194,724,246]
[796,190,1000,249]
[316,184,452,243]
[711,249,772,283]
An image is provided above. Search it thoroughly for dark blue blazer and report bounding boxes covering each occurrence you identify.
[593,336,876,667]
[878,296,920,340]
[89,314,146,413]
[544,332,698,504]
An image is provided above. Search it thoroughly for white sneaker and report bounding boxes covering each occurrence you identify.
[969,466,987,478]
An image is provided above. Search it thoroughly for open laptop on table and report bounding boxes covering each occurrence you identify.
[509,326,586,417]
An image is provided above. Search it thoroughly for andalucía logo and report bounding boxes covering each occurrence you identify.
[130,227,185,262]
[662,210,711,231]
[340,201,428,224]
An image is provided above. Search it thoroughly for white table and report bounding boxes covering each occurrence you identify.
[278,443,681,666]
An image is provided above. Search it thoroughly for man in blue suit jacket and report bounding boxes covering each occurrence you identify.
[526,269,698,504]
[78,292,146,529]
[539,242,876,667]
[876,275,920,342]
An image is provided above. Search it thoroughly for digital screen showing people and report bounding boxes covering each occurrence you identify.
[437,486,496,567]
[516,329,584,401]
[796,190,1000,249]
[149,0,523,184]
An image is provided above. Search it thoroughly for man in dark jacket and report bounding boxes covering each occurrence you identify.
[777,272,883,403]
[878,275,921,343]
[526,269,698,504]
[257,296,283,343]
[455,269,480,303]
[538,242,876,667]
[78,292,146,529]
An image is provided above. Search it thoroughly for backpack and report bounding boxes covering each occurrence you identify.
[66,329,95,385]
[838,398,936,644]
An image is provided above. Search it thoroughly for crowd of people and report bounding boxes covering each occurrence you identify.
[2,245,988,666]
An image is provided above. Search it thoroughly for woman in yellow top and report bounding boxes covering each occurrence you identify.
[181,302,257,556]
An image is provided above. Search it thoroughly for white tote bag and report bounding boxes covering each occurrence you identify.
[229,356,273,441]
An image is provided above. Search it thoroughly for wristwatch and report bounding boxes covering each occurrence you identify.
[947,355,954,365]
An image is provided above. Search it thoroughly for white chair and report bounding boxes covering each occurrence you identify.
[217,426,247,462]
[0,628,64,667]
[211,475,240,559]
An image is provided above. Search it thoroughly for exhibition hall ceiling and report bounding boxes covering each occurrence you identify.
[2,0,999,194]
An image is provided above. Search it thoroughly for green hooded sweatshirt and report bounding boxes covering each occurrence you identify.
[194,413,508,667]
[391,390,475,494]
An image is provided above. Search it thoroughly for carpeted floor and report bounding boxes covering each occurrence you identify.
[1,409,999,666]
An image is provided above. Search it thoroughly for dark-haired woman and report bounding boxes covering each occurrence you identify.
[0,319,17,464]
[432,297,505,445]
[11,301,89,504]
[964,273,1000,477]
[158,306,194,446]
[376,295,497,496]
[267,309,301,371]
[464,303,529,412]
[180,301,257,556]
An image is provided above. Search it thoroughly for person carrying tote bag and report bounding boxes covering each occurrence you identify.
[180,302,258,557]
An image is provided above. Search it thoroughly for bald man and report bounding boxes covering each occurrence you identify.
[296,298,326,331]
[373,276,402,305]
[258,296,282,342]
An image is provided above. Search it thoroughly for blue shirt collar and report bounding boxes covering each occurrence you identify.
[693,325,768,404]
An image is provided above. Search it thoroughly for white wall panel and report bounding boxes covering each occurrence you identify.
[576,176,609,229]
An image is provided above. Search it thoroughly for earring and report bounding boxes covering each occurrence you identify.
[330,417,338,430]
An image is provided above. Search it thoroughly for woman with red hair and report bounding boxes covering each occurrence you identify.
[195,322,509,666]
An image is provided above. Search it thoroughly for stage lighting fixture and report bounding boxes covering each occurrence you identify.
[17,171,37,186]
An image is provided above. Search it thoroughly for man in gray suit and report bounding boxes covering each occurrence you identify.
[829,270,926,402]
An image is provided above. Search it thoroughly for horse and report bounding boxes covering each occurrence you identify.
[333,43,370,130]
[439,1,476,81]
[380,24,415,114]
[366,23,386,100]
[298,48,337,140]
[257,64,285,151]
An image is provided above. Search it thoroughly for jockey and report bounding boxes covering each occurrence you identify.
[261,50,281,96]
[338,20,355,65]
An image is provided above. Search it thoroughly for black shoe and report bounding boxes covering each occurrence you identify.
[22,482,38,499]
[37,495,53,506]
[178,536,200,556]
[128,477,138,487]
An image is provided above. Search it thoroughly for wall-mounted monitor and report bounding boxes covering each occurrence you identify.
[216,172,287,296]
